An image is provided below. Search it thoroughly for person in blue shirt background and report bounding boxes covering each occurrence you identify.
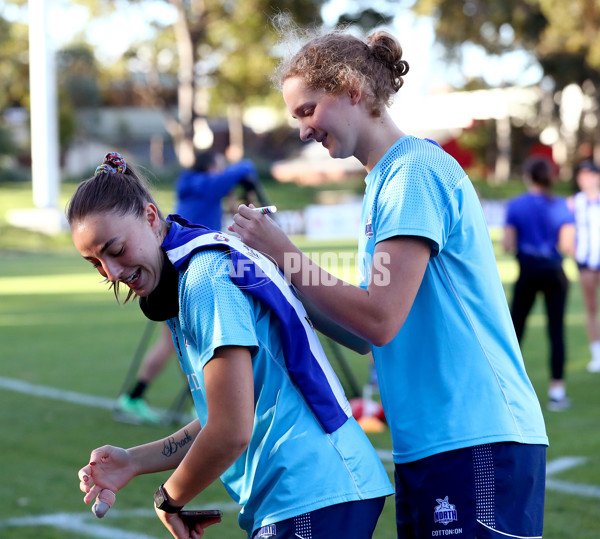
[503,155,575,411]
[116,150,259,425]
[176,150,258,231]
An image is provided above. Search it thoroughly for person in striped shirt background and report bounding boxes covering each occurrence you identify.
[568,160,600,373]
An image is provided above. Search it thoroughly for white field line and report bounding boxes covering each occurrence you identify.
[0,504,242,538]
[0,512,158,539]
[546,456,587,475]
[546,478,600,498]
[0,376,117,410]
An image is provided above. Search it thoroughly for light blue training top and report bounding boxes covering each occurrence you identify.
[166,244,393,534]
[358,135,548,464]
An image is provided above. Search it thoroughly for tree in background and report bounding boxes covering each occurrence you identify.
[1,1,95,169]
[0,2,28,165]
[413,0,600,177]
[55,45,101,164]
[57,45,102,109]
[68,0,398,167]
[75,0,327,167]
[202,0,326,161]
[2,0,408,170]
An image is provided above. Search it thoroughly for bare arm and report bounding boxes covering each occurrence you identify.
[558,223,576,257]
[78,420,202,507]
[79,346,253,505]
[297,288,371,354]
[129,421,202,475]
[502,224,517,253]
[289,237,430,347]
[230,205,430,347]
[160,345,254,506]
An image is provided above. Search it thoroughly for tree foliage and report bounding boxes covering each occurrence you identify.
[57,45,101,108]
[0,2,94,159]
[413,0,600,87]
[63,0,328,163]
[3,0,400,165]
[0,4,29,111]
[535,0,600,87]
[337,7,394,30]
[413,0,600,176]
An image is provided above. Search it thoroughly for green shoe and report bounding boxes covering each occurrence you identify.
[114,395,161,425]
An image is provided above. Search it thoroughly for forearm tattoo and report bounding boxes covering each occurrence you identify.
[161,429,193,458]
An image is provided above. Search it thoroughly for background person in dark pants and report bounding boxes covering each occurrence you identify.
[503,155,575,411]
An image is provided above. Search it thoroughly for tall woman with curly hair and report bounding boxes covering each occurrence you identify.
[232,25,548,538]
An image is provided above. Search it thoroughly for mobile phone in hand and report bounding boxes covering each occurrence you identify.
[179,509,223,527]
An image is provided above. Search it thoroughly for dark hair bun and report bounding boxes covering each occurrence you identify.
[368,31,409,91]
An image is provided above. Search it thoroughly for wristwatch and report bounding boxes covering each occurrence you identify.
[153,484,184,513]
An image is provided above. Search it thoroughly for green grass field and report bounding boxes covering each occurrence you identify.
[1,181,600,538]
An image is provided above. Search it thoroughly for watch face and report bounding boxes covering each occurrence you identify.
[153,486,166,507]
[153,485,182,513]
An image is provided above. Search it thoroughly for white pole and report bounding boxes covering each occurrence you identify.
[28,0,60,209]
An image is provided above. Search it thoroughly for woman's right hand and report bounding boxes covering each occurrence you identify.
[78,445,136,509]
[157,508,222,539]
[229,204,295,268]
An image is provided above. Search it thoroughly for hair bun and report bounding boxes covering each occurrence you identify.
[104,152,127,173]
[94,163,116,176]
[392,59,409,78]
[367,31,409,91]
[94,152,127,176]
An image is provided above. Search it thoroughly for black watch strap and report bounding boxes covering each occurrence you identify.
[153,484,184,513]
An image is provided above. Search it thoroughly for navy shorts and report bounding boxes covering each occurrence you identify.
[250,496,386,538]
[394,442,546,538]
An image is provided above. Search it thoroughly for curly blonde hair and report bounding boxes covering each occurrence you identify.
[274,22,409,117]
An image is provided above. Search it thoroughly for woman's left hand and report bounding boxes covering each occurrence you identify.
[78,445,135,516]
